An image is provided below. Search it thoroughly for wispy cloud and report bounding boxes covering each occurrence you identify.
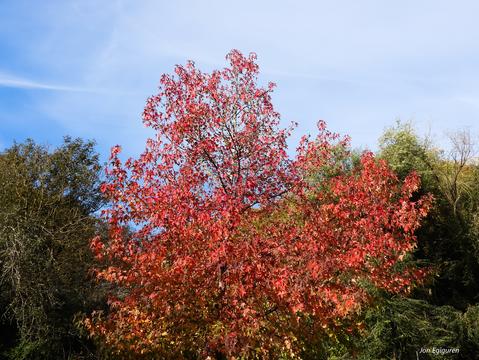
[0,72,98,92]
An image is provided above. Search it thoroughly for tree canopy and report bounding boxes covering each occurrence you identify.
[85,51,431,359]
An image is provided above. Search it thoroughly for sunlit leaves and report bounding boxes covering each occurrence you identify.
[86,51,431,359]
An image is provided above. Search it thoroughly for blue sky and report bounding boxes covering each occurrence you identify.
[1,0,479,159]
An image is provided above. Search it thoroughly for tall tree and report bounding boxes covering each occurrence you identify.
[86,51,430,359]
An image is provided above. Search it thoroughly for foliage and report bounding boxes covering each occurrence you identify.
[85,51,431,359]
[378,121,432,183]
[379,121,479,308]
[346,297,479,360]
[345,121,479,359]
[0,138,105,359]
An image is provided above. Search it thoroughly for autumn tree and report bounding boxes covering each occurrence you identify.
[86,51,431,359]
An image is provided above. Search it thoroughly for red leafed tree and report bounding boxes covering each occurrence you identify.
[85,50,431,358]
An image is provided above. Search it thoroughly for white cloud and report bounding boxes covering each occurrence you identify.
[0,71,99,92]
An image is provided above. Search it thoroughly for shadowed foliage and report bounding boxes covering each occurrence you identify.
[0,138,106,359]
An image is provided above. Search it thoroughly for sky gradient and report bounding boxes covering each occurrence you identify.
[1,0,479,159]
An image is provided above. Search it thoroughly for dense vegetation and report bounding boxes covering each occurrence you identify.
[1,53,478,359]
[0,138,106,359]
[327,122,479,360]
